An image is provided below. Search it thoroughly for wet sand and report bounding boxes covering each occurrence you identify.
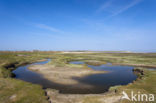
[28,64,107,85]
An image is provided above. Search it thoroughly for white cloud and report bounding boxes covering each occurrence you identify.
[96,0,114,13]
[96,0,142,16]
[35,24,64,33]
[111,0,142,16]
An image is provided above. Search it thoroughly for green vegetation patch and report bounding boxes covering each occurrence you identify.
[0,78,48,103]
[112,67,156,103]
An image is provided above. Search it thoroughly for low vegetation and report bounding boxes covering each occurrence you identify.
[113,68,156,103]
[0,51,156,103]
[0,51,54,103]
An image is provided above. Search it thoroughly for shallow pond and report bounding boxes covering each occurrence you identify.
[13,59,137,94]
[13,59,53,87]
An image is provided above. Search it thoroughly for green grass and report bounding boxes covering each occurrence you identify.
[0,78,48,103]
[0,52,53,103]
[49,53,156,67]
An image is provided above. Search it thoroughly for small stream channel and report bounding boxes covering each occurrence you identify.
[13,59,137,94]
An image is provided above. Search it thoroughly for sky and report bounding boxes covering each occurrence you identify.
[0,0,156,52]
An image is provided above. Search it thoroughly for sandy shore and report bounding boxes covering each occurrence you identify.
[28,64,107,85]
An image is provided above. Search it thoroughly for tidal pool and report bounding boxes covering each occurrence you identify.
[13,60,137,94]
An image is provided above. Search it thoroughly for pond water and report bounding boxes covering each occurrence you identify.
[13,59,137,94]
[13,59,53,87]
[70,61,137,93]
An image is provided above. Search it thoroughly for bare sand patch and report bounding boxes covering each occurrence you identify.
[46,89,122,103]
[28,64,107,85]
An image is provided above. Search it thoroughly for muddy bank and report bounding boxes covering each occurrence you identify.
[45,88,122,103]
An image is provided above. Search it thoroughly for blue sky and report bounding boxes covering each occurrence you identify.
[0,0,156,52]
